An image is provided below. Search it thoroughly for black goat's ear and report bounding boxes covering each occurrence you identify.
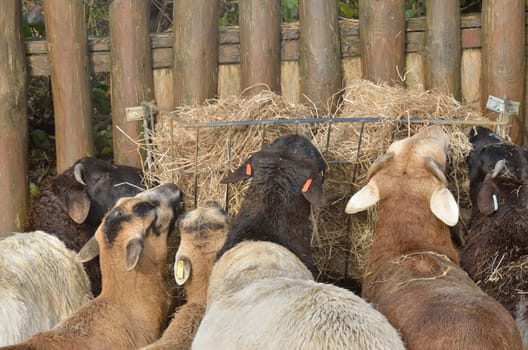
[66,189,91,224]
[301,173,325,207]
[477,175,499,215]
[220,161,253,184]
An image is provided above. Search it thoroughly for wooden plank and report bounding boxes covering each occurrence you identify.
[359,0,406,85]
[481,0,525,144]
[24,13,528,76]
[0,0,28,232]
[299,0,343,112]
[424,0,461,99]
[43,0,93,172]
[239,0,281,95]
[109,0,153,167]
[173,0,219,106]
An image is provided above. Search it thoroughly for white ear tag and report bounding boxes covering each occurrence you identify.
[492,194,499,212]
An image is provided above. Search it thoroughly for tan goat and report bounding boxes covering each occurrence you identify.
[345,126,524,349]
[0,183,184,350]
[142,201,228,350]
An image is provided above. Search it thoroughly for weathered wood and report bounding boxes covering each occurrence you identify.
[109,0,153,167]
[425,0,461,99]
[299,0,343,113]
[239,0,281,95]
[481,0,525,144]
[0,1,28,232]
[461,49,482,111]
[173,0,219,106]
[43,0,93,172]
[28,14,528,76]
[359,0,406,85]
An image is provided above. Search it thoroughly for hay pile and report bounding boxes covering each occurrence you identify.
[144,79,491,285]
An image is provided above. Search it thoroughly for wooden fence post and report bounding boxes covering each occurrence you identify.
[43,0,93,173]
[173,0,219,106]
[239,0,281,96]
[109,0,154,167]
[481,0,525,144]
[359,0,405,85]
[425,0,461,100]
[299,0,343,113]
[0,1,28,233]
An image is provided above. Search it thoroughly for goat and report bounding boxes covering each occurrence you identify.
[192,134,406,350]
[0,231,92,346]
[1,183,184,350]
[460,126,528,347]
[25,156,145,295]
[142,201,229,350]
[345,125,524,349]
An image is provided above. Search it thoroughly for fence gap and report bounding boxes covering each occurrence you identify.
[43,0,93,172]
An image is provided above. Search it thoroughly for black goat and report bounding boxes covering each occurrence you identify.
[25,157,145,295]
[216,134,326,274]
[460,126,528,347]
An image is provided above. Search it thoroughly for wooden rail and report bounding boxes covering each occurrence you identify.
[24,13,496,77]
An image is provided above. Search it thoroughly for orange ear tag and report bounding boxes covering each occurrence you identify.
[245,164,252,176]
[302,178,313,193]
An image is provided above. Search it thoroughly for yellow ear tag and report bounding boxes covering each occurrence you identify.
[176,260,185,279]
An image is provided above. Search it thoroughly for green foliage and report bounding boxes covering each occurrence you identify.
[281,0,298,22]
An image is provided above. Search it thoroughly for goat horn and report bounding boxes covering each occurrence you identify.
[74,163,86,186]
[491,159,505,178]
[424,157,448,185]
[367,152,394,180]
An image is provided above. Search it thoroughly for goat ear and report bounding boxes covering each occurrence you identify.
[301,174,325,206]
[66,190,91,224]
[477,175,498,215]
[174,254,191,286]
[345,179,380,214]
[430,187,459,226]
[77,235,99,262]
[220,161,253,184]
[125,238,144,271]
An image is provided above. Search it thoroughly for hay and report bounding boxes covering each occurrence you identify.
[144,79,491,284]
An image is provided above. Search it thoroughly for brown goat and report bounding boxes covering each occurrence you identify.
[142,202,228,350]
[1,184,184,350]
[345,126,524,349]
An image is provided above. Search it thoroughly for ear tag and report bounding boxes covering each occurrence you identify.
[492,194,499,212]
[176,260,185,279]
[245,164,252,176]
[302,178,313,193]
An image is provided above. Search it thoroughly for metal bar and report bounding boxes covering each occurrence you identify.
[224,126,232,213]
[142,100,509,128]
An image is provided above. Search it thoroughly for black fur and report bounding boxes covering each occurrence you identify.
[217,134,326,275]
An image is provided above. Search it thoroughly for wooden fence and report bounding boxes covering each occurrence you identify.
[0,0,526,233]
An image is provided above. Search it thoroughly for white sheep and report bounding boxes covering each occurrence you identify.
[0,230,92,346]
[192,134,405,350]
[1,184,184,350]
[193,241,405,350]
[142,202,229,350]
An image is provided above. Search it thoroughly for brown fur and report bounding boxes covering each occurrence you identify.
[350,126,524,349]
[142,203,228,350]
[2,184,184,350]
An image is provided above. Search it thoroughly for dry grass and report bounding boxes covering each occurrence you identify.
[142,79,495,284]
